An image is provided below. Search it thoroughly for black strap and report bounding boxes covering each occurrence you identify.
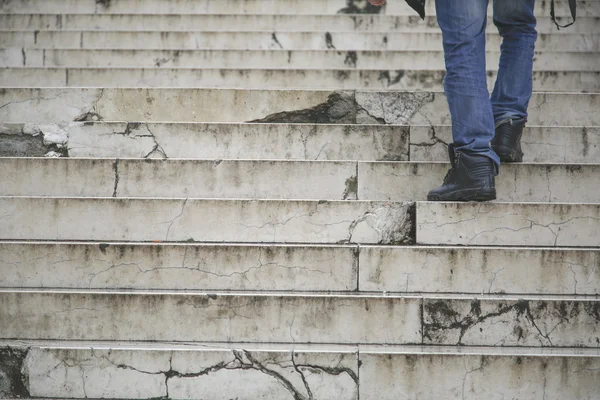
[551,0,577,29]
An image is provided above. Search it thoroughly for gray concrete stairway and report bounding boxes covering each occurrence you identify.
[0,0,599,399]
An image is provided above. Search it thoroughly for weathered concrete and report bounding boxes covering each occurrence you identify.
[359,162,600,203]
[1,89,598,126]
[2,341,600,400]
[3,67,597,92]
[0,347,29,398]
[2,31,597,51]
[67,122,409,160]
[2,14,598,33]
[2,242,598,295]
[410,125,600,164]
[417,202,600,247]
[6,49,597,71]
[5,122,598,163]
[0,242,358,291]
[422,297,600,347]
[0,158,359,200]
[2,158,600,203]
[360,349,600,400]
[0,290,422,343]
[0,197,415,244]
[0,0,593,17]
[0,291,597,347]
[22,346,358,400]
[360,246,600,295]
[0,122,69,156]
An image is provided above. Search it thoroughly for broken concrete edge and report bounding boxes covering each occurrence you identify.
[0,123,70,157]
[0,121,171,159]
[249,90,436,126]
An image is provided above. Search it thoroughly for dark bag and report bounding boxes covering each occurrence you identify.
[405,0,425,19]
[405,0,576,30]
[551,0,577,29]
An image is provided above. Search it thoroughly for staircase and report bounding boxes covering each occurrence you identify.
[0,0,599,398]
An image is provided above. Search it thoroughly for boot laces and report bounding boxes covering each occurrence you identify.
[443,152,460,184]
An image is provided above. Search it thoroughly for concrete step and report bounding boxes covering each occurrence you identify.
[0,242,359,292]
[0,158,361,200]
[1,242,598,295]
[2,67,597,92]
[2,158,600,203]
[0,197,414,244]
[417,202,600,247]
[2,31,597,52]
[1,341,598,400]
[360,246,600,295]
[4,122,597,164]
[2,89,598,126]
[359,161,600,203]
[2,14,598,34]
[5,49,597,71]
[0,122,411,161]
[0,0,594,17]
[0,290,598,347]
[410,125,600,164]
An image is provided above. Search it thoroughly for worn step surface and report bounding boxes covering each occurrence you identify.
[0,197,414,244]
[410,125,600,163]
[1,242,598,295]
[1,341,599,400]
[3,67,597,92]
[417,202,600,247]
[0,290,598,347]
[1,14,599,33]
[2,31,597,52]
[0,122,410,160]
[0,242,359,291]
[0,0,594,17]
[4,122,598,164]
[2,89,598,126]
[3,158,600,203]
[5,49,597,71]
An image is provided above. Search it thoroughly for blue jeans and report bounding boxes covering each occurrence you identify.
[435,0,537,169]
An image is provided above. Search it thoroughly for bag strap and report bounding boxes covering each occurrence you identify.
[551,0,577,29]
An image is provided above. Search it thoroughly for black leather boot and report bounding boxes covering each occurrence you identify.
[492,118,526,162]
[427,144,497,202]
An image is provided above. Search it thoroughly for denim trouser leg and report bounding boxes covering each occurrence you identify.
[435,0,500,168]
[491,0,538,124]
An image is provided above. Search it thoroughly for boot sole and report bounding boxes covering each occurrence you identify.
[492,145,523,163]
[427,188,496,202]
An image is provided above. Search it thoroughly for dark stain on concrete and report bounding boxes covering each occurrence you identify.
[0,347,29,398]
[338,0,384,14]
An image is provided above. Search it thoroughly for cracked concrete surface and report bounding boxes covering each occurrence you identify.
[417,202,600,247]
[423,298,600,347]
[20,347,359,400]
[0,197,414,243]
[2,89,597,125]
[35,122,409,160]
[0,291,422,344]
[359,247,600,295]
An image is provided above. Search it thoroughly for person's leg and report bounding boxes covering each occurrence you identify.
[436,0,499,167]
[427,0,498,201]
[490,0,537,162]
